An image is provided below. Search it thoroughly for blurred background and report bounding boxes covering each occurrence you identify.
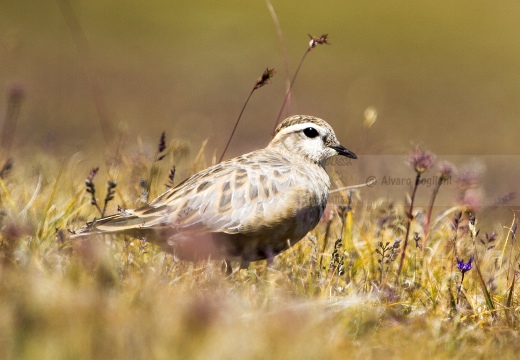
[1,0,519,210]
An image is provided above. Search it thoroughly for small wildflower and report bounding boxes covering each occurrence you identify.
[408,146,436,174]
[309,34,330,49]
[253,68,275,90]
[456,254,474,274]
[437,161,456,182]
[458,190,483,212]
[308,34,330,49]
[456,254,474,305]
[456,162,483,190]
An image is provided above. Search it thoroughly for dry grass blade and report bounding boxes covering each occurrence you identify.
[474,259,496,315]
[37,161,65,240]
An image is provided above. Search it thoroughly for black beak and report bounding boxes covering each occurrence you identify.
[330,145,357,159]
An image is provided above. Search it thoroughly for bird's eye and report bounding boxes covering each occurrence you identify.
[303,127,319,138]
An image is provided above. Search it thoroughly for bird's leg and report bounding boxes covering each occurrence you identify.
[221,259,233,276]
[265,247,275,266]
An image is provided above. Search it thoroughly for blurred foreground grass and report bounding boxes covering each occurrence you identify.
[0,137,518,360]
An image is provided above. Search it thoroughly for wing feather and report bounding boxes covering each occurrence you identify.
[77,149,327,241]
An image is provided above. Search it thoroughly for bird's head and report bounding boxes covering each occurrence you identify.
[269,115,357,166]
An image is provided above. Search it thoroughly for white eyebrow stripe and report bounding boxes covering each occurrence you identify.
[276,122,327,136]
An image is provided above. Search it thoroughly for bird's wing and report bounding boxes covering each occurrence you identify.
[87,151,313,237]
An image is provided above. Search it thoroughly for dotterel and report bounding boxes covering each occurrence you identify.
[73,115,357,271]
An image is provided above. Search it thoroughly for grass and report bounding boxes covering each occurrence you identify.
[0,136,518,360]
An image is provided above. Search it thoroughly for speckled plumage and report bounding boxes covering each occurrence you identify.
[73,115,357,267]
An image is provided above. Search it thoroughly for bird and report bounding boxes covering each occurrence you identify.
[73,115,357,273]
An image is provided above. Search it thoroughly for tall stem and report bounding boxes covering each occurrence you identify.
[272,49,310,133]
[396,172,421,281]
[219,88,255,163]
[423,180,442,250]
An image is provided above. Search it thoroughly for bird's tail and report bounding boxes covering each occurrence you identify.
[71,209,167,238]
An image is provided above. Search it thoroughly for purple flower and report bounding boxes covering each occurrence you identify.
[456,255,474,274]
[457,190,483,212]
[408,147,436,174]
[437,161,456,181]
[456,163,483,190]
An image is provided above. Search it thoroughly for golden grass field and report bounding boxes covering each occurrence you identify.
[1,1,520,359]
[0,132,518,359]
